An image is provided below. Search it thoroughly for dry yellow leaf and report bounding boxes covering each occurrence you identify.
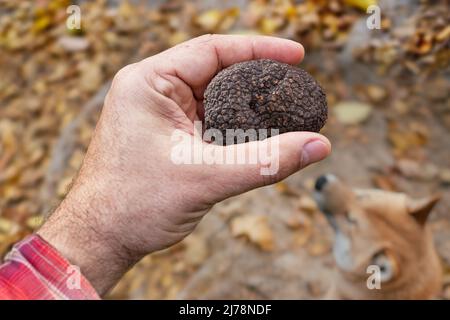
[32,16,51,33]
[79,61,103,93]
[436,26,450,42]
[219,8,240,31]
[118,1,135,18]
[344,0,377,11]
[69,149,85,170]
[57,176,73,197]
[26,215,44,230]
[231,214,275,251]
[3,185,22,203]
[168,31,190,47]
[195,9,222,31]
[0,217,17,234]
[183,234,208,267]
[259,16,284,35]
[274,182,300,197]
[0,120,17,150]
[366,85,387,103]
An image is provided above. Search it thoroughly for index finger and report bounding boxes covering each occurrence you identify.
[143,34,305,99]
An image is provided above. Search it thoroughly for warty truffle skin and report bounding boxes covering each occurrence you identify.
[204,59,327,144]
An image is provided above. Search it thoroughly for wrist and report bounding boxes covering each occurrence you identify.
[37,187,135,295]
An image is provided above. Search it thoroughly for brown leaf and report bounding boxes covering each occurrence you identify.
[195,10,223,31]
[274,182,300,197]
[307,236,331,256]
[183,234,208,267]
[365,85,387,103]
[395,159,438,181]
[230,214,275,251]
[436,26,450,42]
[79,61,103,93]
[297,195,319,214]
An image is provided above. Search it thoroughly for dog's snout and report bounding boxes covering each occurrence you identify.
[315,175,328,191]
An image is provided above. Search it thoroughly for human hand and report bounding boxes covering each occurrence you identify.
[37,34,331,295]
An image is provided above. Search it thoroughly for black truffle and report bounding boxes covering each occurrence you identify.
[204,59,327,145]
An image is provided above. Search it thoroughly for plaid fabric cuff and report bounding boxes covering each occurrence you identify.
[0,234,100,300]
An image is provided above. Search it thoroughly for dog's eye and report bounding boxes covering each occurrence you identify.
[371,250,398,283]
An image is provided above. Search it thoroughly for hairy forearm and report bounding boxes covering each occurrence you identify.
[37,190,134,296]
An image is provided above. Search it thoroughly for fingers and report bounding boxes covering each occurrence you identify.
[141,34,305,99]
[207,132,331,201]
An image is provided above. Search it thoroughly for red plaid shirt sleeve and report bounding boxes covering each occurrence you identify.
[0,234,100,300]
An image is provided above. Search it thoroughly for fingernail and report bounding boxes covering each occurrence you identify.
[302,140,329,167]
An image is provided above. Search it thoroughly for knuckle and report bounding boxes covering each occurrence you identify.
[113,63,138,84]
[108,63,142,102]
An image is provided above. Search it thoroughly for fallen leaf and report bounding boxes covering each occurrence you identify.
[333,101,373,125]
[230,214,275,251]
[259,16,285,35]
[407,32,433,55]
[195,10,222,31]
[32,15,51,33]
[0,217,20,234]
[168,31,189,47]
[388,121,428,155]
[274,182,300,197]
[284,212,312,230]
[57,176,73,197]
[365,85,387,103]
[285,213,313,247]
[219,8,240,32]
[395,159,438,181]
[0,119,17,151]
[183,234,208,267]
[344,0,377,11]
[307,236,331,256]
[297,195,319,214]
[79,61,103,93]
[26,215,44,230]
[436,26,450,42]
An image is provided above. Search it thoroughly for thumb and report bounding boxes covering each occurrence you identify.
[209,132,331,200]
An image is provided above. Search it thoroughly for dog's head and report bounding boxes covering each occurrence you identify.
[314,174,441,299]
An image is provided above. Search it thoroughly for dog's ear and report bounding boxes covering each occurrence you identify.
[407,194,441,225]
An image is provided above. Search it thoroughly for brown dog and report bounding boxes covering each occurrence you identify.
[314,174,442,299]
